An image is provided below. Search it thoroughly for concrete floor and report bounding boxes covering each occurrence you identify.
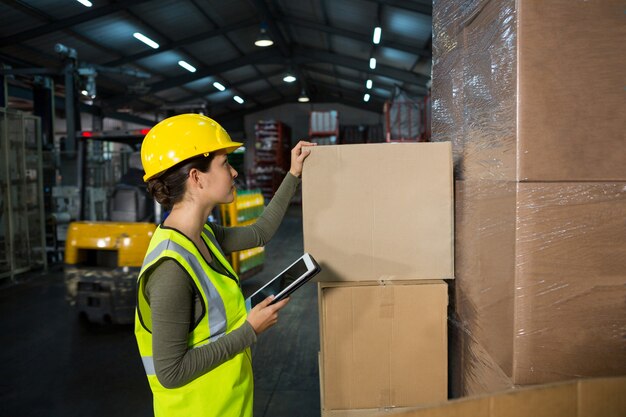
[0,206,321,417]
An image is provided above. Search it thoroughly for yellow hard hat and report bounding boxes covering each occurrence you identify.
[141,114,242,181]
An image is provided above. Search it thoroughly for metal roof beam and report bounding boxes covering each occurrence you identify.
[292,46,429,87]
[303,66,393,94]
[104,48,282,107]
[0,0,153,47]
[169,68,285,105]
[308,79,385,104]
[366,0,432,16]
[104,18,257,67]
[281,16,431,58]
[214,92,381,124]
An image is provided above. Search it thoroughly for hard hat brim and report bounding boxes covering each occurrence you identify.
[142,141,242,182]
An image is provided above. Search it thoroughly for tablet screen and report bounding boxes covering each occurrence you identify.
[249,258,309,307]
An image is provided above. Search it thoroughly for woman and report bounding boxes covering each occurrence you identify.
[134,113,314,417]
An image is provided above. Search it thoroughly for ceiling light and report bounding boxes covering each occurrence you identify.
[133,32,159,49]
[213,81,226,91]
[178,60,196,73]
[364,93,371,102]
[283,73,296,83]
[76,0,92,7]
[373,27,382,44]
[298,90,309,103]
[233,95,244,104]
[366,79,372,89]
[254,23,274,47]
[369,58,376,70]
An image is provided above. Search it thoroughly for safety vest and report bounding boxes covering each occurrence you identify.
[135,223,253,417]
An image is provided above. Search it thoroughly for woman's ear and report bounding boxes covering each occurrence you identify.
[188,168,203,189]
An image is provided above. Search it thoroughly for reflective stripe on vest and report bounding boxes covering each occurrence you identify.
[140,238,227,342]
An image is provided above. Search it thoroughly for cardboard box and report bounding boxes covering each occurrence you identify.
[401,377,626,417]
[324,377,626,417]
[303,143,454,282]
[453,181,626,392]
[319,281,448,411]
[432,0,626,181]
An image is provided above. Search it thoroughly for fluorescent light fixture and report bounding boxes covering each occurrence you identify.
[283,73,296,83]
[213,81,226,91]
[369,57,376,69]
[233,95,244,104]
[133,32,159,49]
[373,27,382,44]
[178,60,196,73]
[76,0,93,7]
[366,79,372,89]
[364,93,371,102]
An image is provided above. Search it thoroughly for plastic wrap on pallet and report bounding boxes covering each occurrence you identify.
[451,180,626,396]
[432,0,516,180]
[432,0,626,181]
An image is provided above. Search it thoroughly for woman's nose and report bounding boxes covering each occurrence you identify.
[231,166,238,179]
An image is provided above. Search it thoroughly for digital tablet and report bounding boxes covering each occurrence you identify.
[245,253,321,311]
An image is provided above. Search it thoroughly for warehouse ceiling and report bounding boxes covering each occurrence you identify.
[0,0,432,122]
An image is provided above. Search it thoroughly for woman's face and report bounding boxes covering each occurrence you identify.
[202,150,238,204]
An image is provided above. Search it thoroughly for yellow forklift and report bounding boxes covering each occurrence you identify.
[64,130,265,324]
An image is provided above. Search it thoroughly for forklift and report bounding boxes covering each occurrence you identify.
[64,130,265,325]
[64,129,156,325]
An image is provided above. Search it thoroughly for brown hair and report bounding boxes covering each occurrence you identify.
[146,154,215,210]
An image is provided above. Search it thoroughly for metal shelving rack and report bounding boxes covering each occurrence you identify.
[309,110,339,145]
[0,108,47,281]
[251,120,291,201]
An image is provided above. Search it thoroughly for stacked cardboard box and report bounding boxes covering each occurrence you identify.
[432,0,626,396]
[323,376,626,417]
[302,143,455,415]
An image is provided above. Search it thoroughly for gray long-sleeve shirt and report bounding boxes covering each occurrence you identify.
[144,173,300,388]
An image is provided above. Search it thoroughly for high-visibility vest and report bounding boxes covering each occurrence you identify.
[135,223,253,417]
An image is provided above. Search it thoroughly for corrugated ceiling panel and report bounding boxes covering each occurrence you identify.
[326,0,377,34]
[222,26,269,56]
[154,86,191,102]
[135,50,187,77]
[384,7,431,46]
[377,46,419,71]
[284,26,328,50]
[0,3,41,35]
[193,0,257,26]
[72,13,156,57]
[20,0,84,20]
[131,0,215,41]
[275,0,324,20]
[309,72,337,86]
[219,66,259,84]
[333,66,362,80]
[182,76,217,92]
[185,37,240,67]
[330,36,370,58]
[238,79,271,94]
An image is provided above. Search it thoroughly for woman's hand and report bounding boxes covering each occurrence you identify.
[289,141,317,178]
[246,296,290,335]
